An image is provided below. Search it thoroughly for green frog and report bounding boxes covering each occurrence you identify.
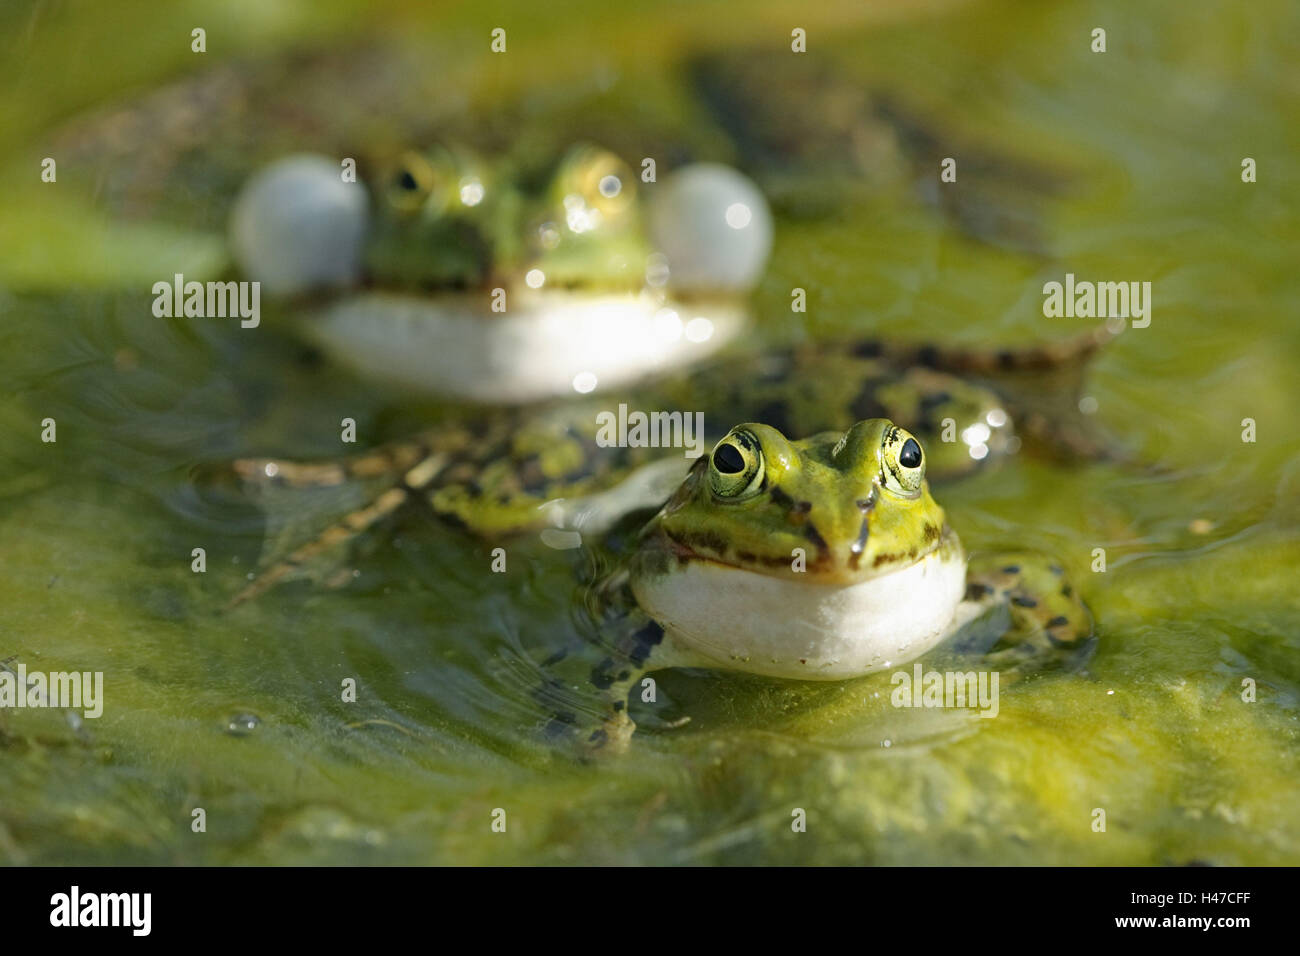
[50,41,1067,404]
[227,143,772,402]
[539,417,1092,754]
[223,320,1115,603]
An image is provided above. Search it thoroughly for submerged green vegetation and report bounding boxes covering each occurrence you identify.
[1,0,1297,863]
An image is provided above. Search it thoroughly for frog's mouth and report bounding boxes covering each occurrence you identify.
[631,533,969,681]
[656,521,958,588]
[300,286,749,404]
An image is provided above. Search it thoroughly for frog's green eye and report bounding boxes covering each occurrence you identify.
[385,151,437,212]
[386,148,472,216]
[709,430,764,499]
[881,428,925,495]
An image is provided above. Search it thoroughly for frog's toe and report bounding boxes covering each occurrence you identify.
[583,710,637,759]
[964,552,1095,674]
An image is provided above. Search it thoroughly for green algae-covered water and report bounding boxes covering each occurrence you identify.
[1,0,1298,864]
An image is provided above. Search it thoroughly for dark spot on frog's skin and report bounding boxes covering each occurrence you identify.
[851,340,883,359]
[1045,631,1077,649]
[922,523,940,544]
[917,345,941,367]
[770,485,812,521]
[1001,564,1020,574]
[675,529,730,558]
[1049,564,1064,575]
[588,728,608,745]
[1011,595,1038,608]
[998,349,1017,369]
[799,659,807,665]
[626,620,664,666]
[885,458,906,491]
[966,582,992,599]
[543,715,576,740]
[590,658,617,689]
[613,702,624,712]
[804,521,829,555]
[872,549,917,568]
[1044,615,1077,647]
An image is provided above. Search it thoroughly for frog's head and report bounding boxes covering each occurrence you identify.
[630,419,968,679]
[361,143,655,293]
[227,146,772,400]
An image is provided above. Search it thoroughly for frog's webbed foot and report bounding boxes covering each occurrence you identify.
[535,602,671,760]
[226,486,412,607]
[954,552,1095,679]
[221,436,450,606]
[539,677,641,762]
[581,708,638,759]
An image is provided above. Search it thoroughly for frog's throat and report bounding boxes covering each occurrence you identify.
[300,289,747,404]
[631,532,968,681]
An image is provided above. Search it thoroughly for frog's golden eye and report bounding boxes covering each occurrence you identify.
[385,148,472,216]
[709,430,764,499]
[385,151,437,212]
[881,428,925,496]
[556,145,636,223]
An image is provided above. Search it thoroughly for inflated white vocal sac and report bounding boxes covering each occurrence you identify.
[649,163,773,294]
[229,154,369,296]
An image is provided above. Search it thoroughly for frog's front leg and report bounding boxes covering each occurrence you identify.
[581,616,669,755]
[953,552,1095,677]
[536,575,695,759]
